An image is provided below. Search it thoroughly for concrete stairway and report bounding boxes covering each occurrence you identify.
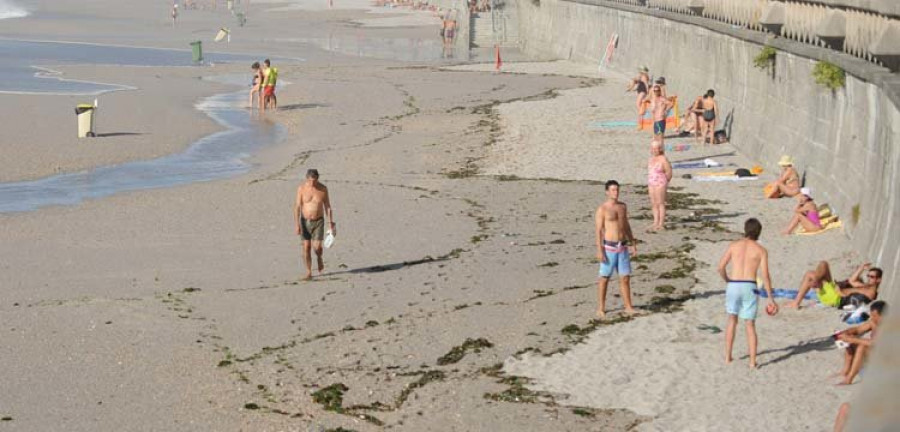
[470,9,519,47]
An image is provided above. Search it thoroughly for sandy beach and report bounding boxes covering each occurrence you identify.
[0,0,886,431]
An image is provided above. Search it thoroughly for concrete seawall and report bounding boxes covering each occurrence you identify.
[514,1,900,428]
[515,0,900,293]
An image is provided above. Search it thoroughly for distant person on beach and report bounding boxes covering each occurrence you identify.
[833,300,887,385]
[717,218,778,368]
[171,2,178,26]
[781,188,823,235]
[647,140,672,231]
[250,62,264,109]
[697,89,719,145]
[626,66,651,130]
[595,180,638,318]
[785,262,881,309]
[648,84,674,138]
[766,155,801,198]
[262,59,278,111]
[295,169,336,280]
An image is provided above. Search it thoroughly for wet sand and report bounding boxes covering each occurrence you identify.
[0,1,870,431]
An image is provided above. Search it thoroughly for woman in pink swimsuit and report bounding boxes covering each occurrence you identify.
[782,189,823,235]
[647,140,673,231]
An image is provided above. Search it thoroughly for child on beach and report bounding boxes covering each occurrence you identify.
[262,59,278,111]
[717,218,778,368]
[647,140,672,231]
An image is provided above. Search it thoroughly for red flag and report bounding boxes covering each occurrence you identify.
[495,45,502,71]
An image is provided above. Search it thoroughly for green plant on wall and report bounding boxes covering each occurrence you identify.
[812,61,846,90]
[753,46,776,71]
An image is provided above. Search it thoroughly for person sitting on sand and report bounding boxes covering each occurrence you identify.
[717,218,778,368]
[834,300,886,385]
[295,169,336,280]
[647,140,672,231]
[648,84,674,138]
[595,180,638,318]
[785,262,882,309]
[781,188,822,235]
[626,66,650,130]
[766,155,801,198]
[677,94,703,138]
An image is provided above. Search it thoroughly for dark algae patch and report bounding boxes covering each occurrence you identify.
[312,383,349,413]
[437,338,494,365]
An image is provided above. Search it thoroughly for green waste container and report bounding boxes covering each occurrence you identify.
[75,104,96,138]
[190,40,203,63]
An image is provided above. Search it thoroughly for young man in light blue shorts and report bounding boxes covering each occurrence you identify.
[718,218,778,368]
[595,180,637,318]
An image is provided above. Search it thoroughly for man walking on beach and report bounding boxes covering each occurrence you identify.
[717,218,778,368]
[295,169,335,280]
[595,180,637,318]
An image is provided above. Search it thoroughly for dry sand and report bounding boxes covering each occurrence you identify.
[0,1,880,431]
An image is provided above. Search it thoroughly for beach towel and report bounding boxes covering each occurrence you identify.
[638,96,679,131]
[665,143,691,152]
[672,158,721,170]
[755,288,818,301]
[587,120,637,129]
[693,175,758,182]
[795,218,842,235]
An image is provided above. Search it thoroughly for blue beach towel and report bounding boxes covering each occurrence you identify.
[672,162,706,169]
[755,288,818,301]
[587,120,637,129]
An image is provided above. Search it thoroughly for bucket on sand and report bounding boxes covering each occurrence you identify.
[75,103,96,138]
[215,28,230,42]
[190,40,203,63]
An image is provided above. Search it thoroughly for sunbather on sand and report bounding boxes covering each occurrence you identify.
[767,155,801,198]
[786,262,881,309]
[781,188,822,235]
[834,300,886,385]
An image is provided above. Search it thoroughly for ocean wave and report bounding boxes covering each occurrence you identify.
[0,0,28,19]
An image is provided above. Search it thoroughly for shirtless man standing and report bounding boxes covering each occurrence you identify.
[717,218,778,368]
[595,180,638,318]
[295,169,335,280]
[648,84,674,138]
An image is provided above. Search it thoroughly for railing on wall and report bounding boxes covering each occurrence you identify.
[593,0,898,69]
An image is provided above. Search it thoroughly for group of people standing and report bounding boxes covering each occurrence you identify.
[249,59,278,111]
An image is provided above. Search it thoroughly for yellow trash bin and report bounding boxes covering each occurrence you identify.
[75,104,96,138]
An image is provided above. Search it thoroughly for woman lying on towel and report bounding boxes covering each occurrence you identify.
[782,188,822,235]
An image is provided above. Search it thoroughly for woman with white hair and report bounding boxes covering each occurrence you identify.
[647,139,673,231]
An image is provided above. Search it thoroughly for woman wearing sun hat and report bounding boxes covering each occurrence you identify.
[765,155,801,198]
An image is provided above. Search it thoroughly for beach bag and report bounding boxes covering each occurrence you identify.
[324,230,335,249]
[764,183,782,199]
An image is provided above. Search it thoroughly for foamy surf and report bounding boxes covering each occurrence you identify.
[0,0,28,19]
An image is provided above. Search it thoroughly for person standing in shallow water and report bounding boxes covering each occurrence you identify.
[595,180,638,318]
[717,218,778,369]
[295,169,335,280]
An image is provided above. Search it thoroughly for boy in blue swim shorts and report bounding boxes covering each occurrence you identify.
[595,180,638,318]
[718,218,778,369]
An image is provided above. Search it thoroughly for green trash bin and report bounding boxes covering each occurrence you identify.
[75,104,96,138]
[190,40,203,63]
